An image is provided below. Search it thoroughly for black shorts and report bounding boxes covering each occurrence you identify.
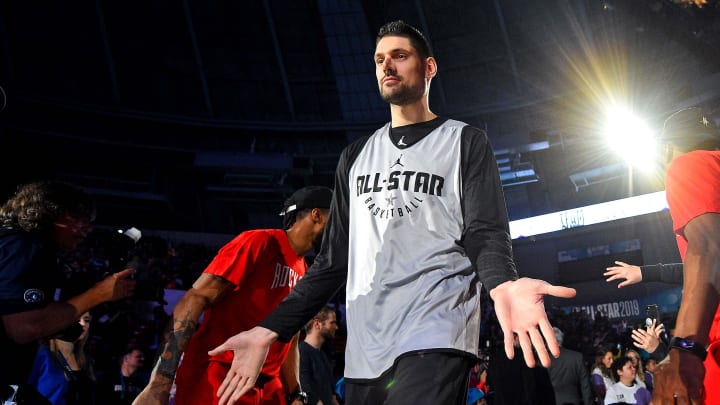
[344,351,474,405]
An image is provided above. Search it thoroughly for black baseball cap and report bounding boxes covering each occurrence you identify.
[279,186,333,216]
[660,107,720,150]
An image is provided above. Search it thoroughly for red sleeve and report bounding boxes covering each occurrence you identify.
[203,230,274,287]
[665,151,720,259]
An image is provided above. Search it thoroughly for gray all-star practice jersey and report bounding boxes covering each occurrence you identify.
[261,117,518,381]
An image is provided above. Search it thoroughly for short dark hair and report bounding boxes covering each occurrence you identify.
[611,356,633,382]
[122,344,145,357]
[376,20,433,59]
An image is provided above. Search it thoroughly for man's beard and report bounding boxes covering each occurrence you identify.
[320,327,335,340]
[380,80,425,105]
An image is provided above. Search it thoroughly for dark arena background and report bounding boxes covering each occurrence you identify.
[1,0,719,391]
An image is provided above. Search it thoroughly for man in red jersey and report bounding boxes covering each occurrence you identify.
[133,186,332,405]
[651,107,720,405]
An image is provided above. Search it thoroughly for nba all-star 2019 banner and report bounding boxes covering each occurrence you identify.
[547,281,682,324]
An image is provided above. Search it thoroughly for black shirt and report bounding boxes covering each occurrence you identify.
[299,341,336,405]
[96,369,150,405]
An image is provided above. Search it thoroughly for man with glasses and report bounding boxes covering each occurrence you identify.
[0,180,136,402]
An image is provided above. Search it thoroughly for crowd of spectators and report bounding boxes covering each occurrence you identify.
[51,227,670,405]
[53,228,220,397]
[469,289,673,404]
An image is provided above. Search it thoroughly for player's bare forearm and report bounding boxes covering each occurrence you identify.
[136,309,202,404]
[674,214,720,342]
[156,311,200,379]
[151,275,231,381]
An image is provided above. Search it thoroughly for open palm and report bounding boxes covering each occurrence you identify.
[490,277,576,367]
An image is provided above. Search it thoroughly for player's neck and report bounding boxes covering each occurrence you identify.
[390,100,435,127]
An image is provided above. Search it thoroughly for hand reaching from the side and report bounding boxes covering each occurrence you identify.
[604,261,642,288]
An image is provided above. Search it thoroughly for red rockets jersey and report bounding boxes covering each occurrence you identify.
[177,229,307,381]
[665,150,720,404]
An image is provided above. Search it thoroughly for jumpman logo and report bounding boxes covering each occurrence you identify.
[398,136,407,146]
[390,154,404,168]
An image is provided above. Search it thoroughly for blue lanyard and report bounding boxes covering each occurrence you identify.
[56,352,78,382]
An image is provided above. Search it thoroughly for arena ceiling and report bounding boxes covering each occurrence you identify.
[1,0,719,234]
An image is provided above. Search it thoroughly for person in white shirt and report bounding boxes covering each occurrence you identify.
[604,356,651,405]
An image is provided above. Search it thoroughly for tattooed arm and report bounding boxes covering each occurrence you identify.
[133,273,233,405]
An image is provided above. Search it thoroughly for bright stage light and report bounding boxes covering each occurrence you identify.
[603,106,657,171]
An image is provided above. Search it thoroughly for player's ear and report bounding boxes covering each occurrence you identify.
[425,57,437,79]
[311,208,323,223]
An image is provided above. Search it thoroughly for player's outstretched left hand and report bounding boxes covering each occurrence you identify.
[490,277,576,367]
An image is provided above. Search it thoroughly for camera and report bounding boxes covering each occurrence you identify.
[105,227,166,304]
[105,227,142,273]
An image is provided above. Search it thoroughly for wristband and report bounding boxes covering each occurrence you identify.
[669,337,707,361]
[285,390,308,405]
